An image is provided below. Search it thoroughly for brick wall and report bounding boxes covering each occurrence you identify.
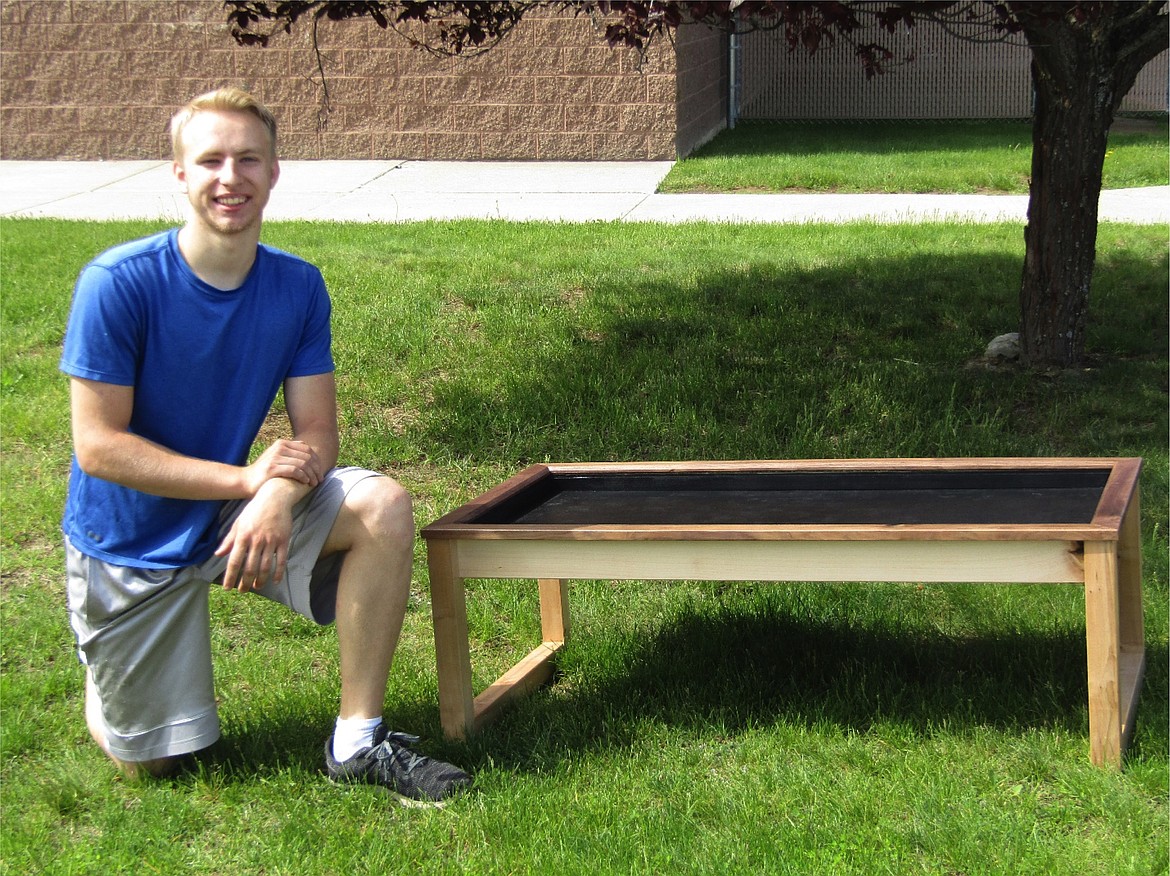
[674,21,728,157]
[1,0,701,161]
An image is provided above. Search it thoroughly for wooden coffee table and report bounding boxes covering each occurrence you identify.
[421,457,1144,767]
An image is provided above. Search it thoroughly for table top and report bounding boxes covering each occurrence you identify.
[421,457,1142,542]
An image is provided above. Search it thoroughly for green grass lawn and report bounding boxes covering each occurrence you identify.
[2,217,1166,874]
[659,119,1170,194]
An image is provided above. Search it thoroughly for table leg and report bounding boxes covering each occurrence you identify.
[539,577,570,644]
[1083,486,1145,768]
[1117,487,1146,759]
[1084,540,1121,767]
[427,541,476,740]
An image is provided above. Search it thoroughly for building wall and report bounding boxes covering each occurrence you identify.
[0,0,685,160]
[739,18,1168,121]
[673,21,728,158]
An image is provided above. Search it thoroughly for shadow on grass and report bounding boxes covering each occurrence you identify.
[416,241,1168,466]
[471,596,1169,770]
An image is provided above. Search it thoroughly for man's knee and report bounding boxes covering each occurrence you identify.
[341,475,414,546]
[85,669,187,779]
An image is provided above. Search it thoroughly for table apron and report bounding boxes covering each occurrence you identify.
[449,537,1089,583]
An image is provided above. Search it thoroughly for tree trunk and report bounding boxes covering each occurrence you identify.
[1014,3,1168,368]
[1018,22,1112,366]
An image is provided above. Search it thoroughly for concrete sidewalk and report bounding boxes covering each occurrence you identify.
[1,160,1166,224]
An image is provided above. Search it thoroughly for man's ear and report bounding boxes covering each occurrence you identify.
[270,158,280,189]
[173,159,187,193]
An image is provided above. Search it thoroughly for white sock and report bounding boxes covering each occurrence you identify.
[332,715,383,762]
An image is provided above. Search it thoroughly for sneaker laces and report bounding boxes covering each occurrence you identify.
[383,732,429,774]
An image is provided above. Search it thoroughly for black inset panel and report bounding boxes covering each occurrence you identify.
[468,469,1109,526]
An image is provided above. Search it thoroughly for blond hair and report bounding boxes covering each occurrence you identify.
[169,86,278,160]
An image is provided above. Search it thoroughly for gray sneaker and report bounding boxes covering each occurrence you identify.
[325,724,471,807]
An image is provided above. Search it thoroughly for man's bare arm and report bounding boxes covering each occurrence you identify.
[70,376,323,501]
[214,371,339,591]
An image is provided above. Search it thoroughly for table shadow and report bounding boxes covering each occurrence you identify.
[467,595,1167,771]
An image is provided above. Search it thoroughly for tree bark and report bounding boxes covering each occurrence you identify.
[1014,2,1168,368]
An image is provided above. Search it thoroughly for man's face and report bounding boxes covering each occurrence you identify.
[173,110,279,237]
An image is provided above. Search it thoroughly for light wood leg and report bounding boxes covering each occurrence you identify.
[1083,486,1146,769]
[539,577,570,644]
[1117,487,1146,759]
[427,541,476,740]
[1083,539,1123,768]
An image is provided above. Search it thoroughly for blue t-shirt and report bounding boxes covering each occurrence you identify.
[60,229,334,569]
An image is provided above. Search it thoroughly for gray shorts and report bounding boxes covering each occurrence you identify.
[65,466,381,762]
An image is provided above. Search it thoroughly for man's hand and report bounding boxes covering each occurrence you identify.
[215,478,300,591]
[243,438,324,495]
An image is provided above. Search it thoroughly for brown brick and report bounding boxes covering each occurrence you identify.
[2,76,64,105]
[396,46,458,77]
[0,49,39,80]
[367,77,403,108]
[278,103,326,133]
[342,101,398,132]
[505,103,563,133]
[75,50,131,79]
[371,130,426,159]
[479,130,538,159]
[426,130,480,159]
[7,1,71,25]
[645,73,676,104]
[620,102,672,131]
[317,130,372,159]
[64,21,125,51]
[534,74,590,105]
[645,131,676,160]
[393,75,426,104]
[71,0,125,23]
[128,105,174,134]
[158,50,236,79]
[175,1,215,24]
[124,77,169,105]
[485,74,534,105]
[594,132,647,161]
[126,2,181,24]
[400,101,450,131]
[256,76,321,105]
[495,45,558,74]
[536,131,592,160]
[590,75,647,104]
[5,132,43,159]
[287,51,332,82]
[312,17,374,51]
[65,72,140,105]
[1,2,24,25]
[427,74,483,105]
[562,45,621,76]
[456,103,509,133]
[529,14,596,48]
[122,20,209,51]
[59,131,111,158]
[341,48,397,78]
[321,76,370,106]
[13,22,85,52]
[233,47,291,77]
[571,103,622,133]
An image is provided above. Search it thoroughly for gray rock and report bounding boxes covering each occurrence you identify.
[985,332,1020,360]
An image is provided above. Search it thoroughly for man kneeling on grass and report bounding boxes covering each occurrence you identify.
[59,86,470,806]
